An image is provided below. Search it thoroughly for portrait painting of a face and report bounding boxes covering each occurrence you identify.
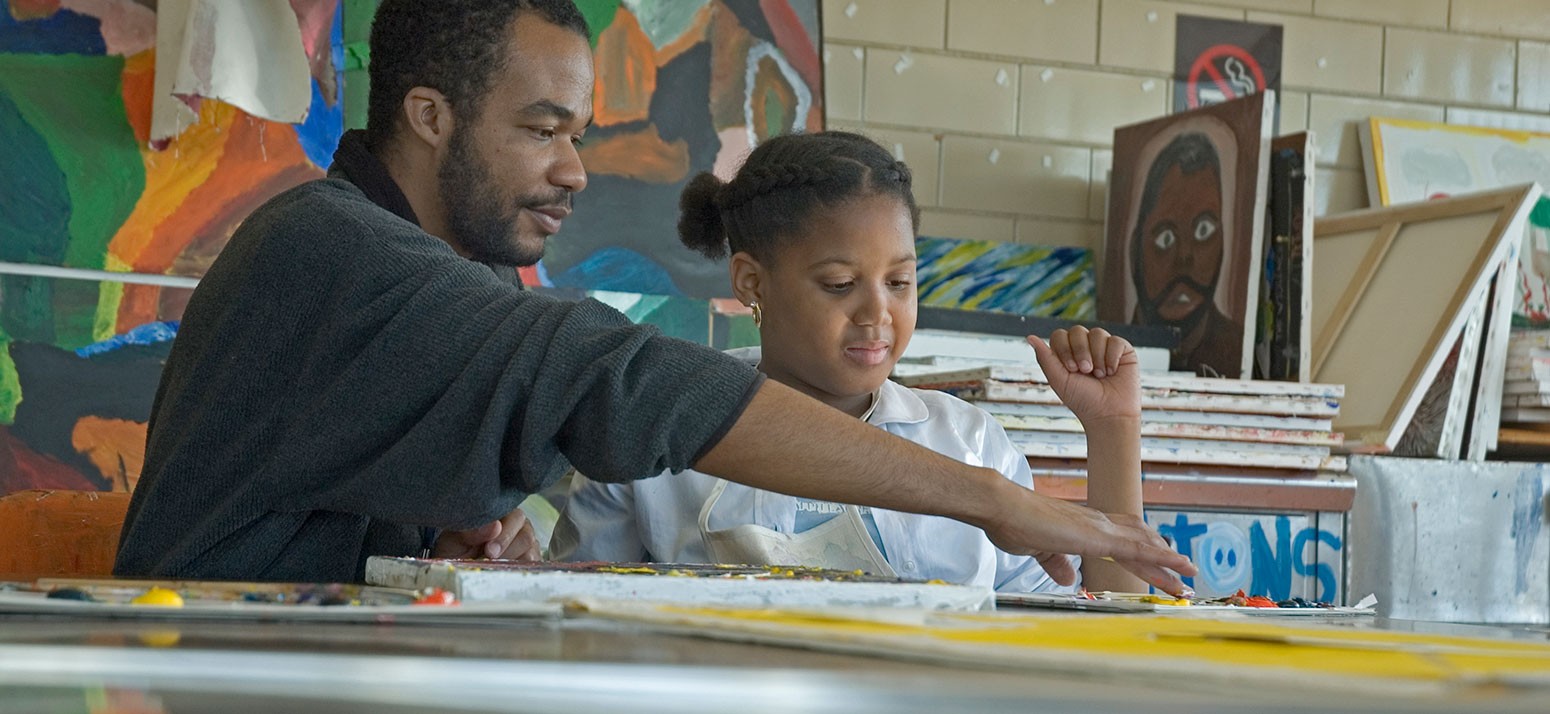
[1101,92,1275,378]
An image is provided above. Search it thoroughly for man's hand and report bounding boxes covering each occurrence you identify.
[977,479,1196,596]
[432,507,542,561]
[1029,327,1141,426]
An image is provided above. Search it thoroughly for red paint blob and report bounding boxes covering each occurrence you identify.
[412,589,458,606]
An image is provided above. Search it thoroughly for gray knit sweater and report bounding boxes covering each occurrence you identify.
[114,146,761,583]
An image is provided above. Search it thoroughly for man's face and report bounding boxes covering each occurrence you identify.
[439,14,594,266]
[1136,162,1223,323]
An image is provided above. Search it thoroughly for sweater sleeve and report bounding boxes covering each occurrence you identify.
[251,193,762,530]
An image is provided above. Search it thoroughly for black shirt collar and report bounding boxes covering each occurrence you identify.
[328,130,421,227]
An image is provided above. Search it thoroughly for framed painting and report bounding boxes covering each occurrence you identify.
[1100,91,1275,378]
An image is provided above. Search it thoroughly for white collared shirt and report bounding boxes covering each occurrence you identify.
[553,350,1072,593]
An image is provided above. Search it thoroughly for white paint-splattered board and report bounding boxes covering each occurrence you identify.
[364,558,995,611]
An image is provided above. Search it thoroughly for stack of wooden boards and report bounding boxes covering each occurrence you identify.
[895,362,1346,472]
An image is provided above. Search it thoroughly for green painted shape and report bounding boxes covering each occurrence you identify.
[93,281,124,344]
[344,68,370,130]
[572,0,620,48]
[0,53,143,272]
[625,0,710,50]
[719,315,761,350]
[1,275,54,346]
[1530,197,1550,229]
[343,0,382,43]
[760,86,788,140]
[52,279,103,350]
[0,87,69,265]
[0,331,18,426]
[634,296,710,344]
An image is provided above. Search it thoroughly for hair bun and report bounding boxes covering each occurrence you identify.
[678,172,731,260]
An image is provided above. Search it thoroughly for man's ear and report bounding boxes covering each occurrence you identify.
[729,252,765,307]
[402,86,455,151]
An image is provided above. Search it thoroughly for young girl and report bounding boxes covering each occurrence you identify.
[552,131,1154,594]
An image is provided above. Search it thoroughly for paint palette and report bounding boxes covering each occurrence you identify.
[0,579,560,622]
[364,558,995,611]
[997,591,1377,617]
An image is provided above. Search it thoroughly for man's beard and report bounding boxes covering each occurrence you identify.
[1136,274,1216,332]
[437,129,570,267]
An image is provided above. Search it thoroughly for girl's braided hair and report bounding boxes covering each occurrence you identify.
[678,131,921,262]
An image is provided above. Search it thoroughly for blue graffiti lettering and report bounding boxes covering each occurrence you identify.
[1156,513,1207,589]
[1249,518,1292,601]
[1291,527,1342,602]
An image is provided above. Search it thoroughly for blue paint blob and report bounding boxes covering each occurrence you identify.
[549,247,684,296]
[294,2,346,169]
[0,9,106,55]
[75,321,180,358]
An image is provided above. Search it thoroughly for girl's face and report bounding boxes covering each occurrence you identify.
[738,194,917,416]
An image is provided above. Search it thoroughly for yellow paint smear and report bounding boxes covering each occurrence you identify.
[644,605,1550,684]
[107,100,237,266]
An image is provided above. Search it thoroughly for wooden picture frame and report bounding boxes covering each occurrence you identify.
[1312,184,1542,451]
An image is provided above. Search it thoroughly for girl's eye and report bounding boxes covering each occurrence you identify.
[824,282,854,293]
[888,280,914,291]
[1154,229,1176,250]
[1194,217,1218,241]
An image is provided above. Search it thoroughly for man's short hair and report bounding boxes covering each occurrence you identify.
[365,0,590,150]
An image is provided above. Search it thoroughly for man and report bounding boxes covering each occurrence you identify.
[1128,132,1243,377]
[115,0,1194,592]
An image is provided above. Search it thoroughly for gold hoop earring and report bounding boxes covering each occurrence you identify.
[749,301,763,328]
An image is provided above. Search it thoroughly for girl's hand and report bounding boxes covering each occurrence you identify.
[1027,327,1141,425]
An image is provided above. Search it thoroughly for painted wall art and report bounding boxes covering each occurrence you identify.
[0,0,344,495]
[1100,92,1275,378]
[1359,117,1550,328]
[517,0,824,299]
[915,237,1095,320]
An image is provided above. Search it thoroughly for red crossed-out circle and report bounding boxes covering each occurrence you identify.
[1185,43,1267,109]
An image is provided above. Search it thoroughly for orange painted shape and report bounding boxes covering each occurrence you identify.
[119,49,156,144]
[108,100,238,268]
[71,416,147,493]
[577,125,689,184]
[9,0,60,20]
[130,111,317,274]
[0,489,131,579]
[592,8,657,127]
[708,5,756,131]
[113,283,163,336]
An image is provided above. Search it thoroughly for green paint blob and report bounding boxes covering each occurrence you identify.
[0,53,144,272]
[0,333,18,426]
[1530,197,1550,229]
[630,0,709,49]
[572,0,620,48]
[94,281,124,344]
[760,86,788,141]
[0,88,69,265]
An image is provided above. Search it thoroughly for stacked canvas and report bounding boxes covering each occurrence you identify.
[1501,330,1550,424]
[895,363,1346,473]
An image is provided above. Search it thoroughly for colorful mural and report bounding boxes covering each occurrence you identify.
[915,236,1096,320]
[0,0,344,494]
[518,0,824,299]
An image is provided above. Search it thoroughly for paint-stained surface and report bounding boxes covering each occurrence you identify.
[520,0,823,298]
[915,237,1095,319]
[0,2,344,496]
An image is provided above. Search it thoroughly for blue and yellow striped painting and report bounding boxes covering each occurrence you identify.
[915,237,1096,319]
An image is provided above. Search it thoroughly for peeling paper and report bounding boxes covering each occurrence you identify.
[150,0,313,147]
